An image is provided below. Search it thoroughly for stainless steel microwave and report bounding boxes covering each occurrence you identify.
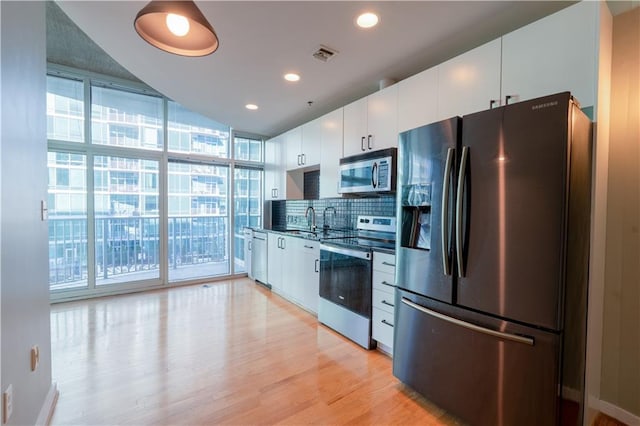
[338,148,397,194]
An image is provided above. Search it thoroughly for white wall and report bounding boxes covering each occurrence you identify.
[1,2,54,425]
[600,5,640,419]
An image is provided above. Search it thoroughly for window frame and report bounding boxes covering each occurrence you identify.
[47,64,265,302]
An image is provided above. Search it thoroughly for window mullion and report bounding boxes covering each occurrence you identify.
[160,98,169,285]
[84,76,97,290]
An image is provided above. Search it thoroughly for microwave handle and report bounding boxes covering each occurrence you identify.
[371,162,378,188]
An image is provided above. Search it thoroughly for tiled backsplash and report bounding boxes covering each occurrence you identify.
[271,195,396,231]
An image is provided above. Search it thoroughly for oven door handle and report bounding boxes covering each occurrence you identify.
[320,244,371,260]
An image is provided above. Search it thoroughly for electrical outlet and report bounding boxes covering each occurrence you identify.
[31,345,40,371]
[3,384,13,424]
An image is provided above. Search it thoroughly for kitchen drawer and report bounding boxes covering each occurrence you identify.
[372,308,395,349]
[373,270,395,293]
[373,289,396,314]
[373,251,396,274]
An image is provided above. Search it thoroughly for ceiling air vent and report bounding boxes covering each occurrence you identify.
[312,45,338,62]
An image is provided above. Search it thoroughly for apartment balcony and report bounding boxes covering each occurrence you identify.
[49,215,230,291]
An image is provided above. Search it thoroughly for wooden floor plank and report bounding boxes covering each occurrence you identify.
[50,278,461,425]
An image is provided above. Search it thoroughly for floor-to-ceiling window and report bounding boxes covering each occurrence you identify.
[47,67,263,299]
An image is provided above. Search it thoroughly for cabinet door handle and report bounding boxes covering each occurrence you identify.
[315,259,319,273]
[367,134,372,150]
[277,237,281,249]
[361,136,365,151]
[248,241,252,251]
[304,245,314,249]
[489,99,498,109]
[302,153,306,165]
[505,95,513,105]
[381,319,394,327]
[381,261,395,267]
[297,154,301,166]
[381,300,395,308]
[381,280,395,287]
[281,238,286,250]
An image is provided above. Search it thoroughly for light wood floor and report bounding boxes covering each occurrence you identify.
[50,278,462,425]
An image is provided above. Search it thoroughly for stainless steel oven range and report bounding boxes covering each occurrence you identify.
[318,215,396,349]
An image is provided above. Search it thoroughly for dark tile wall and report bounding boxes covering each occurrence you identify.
[270,195,396,232]
[303,170,320,200]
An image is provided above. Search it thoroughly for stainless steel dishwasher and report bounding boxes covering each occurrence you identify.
[251,231,269,287]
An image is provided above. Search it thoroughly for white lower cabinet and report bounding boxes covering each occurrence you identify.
[297,239,320,314]
[267,233,288,293]
[372,251,396,354]
[267,232,320,314]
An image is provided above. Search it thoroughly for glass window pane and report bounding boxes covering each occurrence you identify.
[95,156,160,285]
[233,136,263,162]
[47,76,84,142]
[168,162,229,281]
[233,168,263,273]
[91,86,163,150]
[168,101,229,158]
[48,152,88,290]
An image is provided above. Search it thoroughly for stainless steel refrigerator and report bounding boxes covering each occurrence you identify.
[393,92,592,425]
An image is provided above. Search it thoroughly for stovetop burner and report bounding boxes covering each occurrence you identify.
[321,215,396,251]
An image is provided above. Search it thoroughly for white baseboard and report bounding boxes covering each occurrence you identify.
[588,395,640,426]
[35,382,58,426]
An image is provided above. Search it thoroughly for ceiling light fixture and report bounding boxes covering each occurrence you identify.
[356,12,379,29]
[134,1,219,57]
[245,104,259,110]
[284,73,300,82]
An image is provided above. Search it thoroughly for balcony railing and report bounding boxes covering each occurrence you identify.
[49,215,229,290]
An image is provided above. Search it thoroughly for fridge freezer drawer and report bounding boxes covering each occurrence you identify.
[393,290,561,426]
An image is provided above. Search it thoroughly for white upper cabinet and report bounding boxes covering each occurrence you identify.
[437,38,502,120]
[264,135,285,200]
[398,66,438,133]
[366,84,399,151]
[301,118,322,168]
[284,127,303,170]
[286,121,322,171]
[343,84,398,157]
[319,108,343,199]
[501,1,598,108]
[343,97,368,157]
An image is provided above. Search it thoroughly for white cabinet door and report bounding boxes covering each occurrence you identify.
[301,118,321,167]
[284,127,303,171]
[343,97,368,157]
[319,108,343,198]
[437,38,502,120]
[264,136,284,200]
[279,236,296,298]
[501,1,598,108]
[367,84,398,150]
[267,233,283,292]
[398,66,438,133]
[298,240,320,313]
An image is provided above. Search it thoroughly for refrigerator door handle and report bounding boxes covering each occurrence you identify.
[456,146,469,278]
[441,147,454,276]
[401,298,535,346]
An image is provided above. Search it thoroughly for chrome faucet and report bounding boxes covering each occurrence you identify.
[323,206,336,231]
[305,206,316,232]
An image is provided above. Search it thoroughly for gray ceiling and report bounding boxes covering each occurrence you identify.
[49,1,637,138]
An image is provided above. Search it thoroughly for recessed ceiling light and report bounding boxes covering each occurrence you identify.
[284,73,300,82]
[245,104,258,110]
[356,12,379,29]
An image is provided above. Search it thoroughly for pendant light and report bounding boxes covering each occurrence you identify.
[134,1,219,57]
